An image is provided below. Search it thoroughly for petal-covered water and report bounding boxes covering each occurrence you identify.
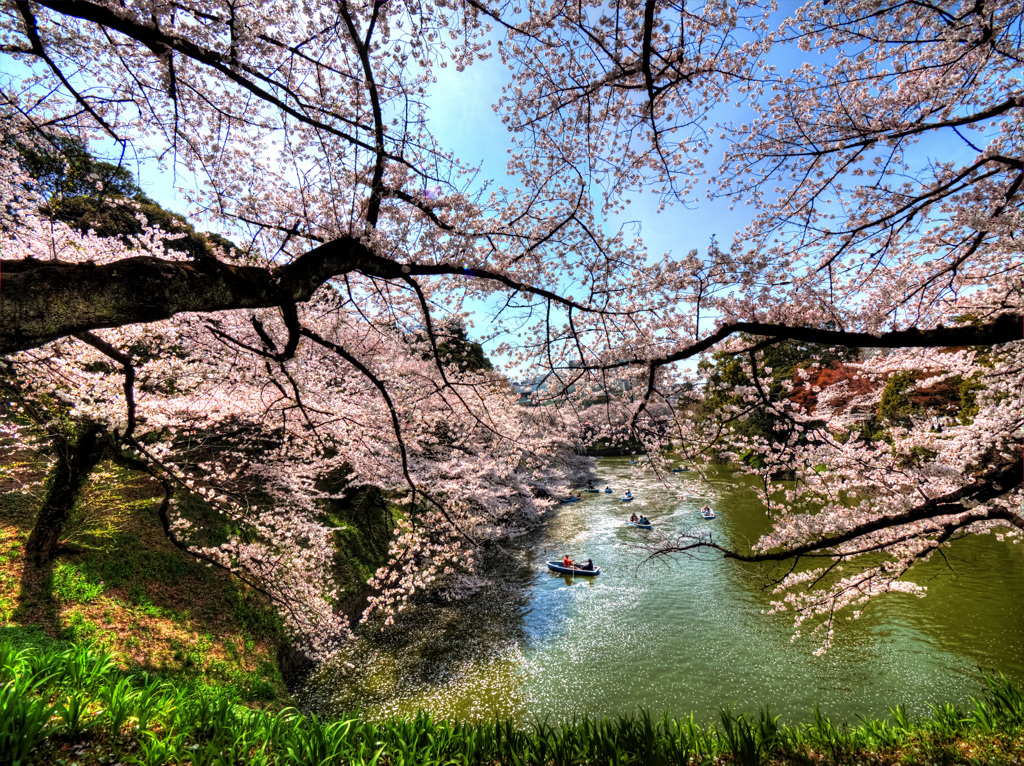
[301,459,1024,723]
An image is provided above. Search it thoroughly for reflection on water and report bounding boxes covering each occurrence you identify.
[301,459,1024,723]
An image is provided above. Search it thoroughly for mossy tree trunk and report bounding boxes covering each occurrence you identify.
[25,421,104,566]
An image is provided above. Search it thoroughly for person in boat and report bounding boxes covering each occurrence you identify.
[624,489,633,497]
[579,559,594,571]
[562,554,575,568]
[575,493,582,500]
[629,512,638,522]
[638,515,648,525]
[701,505,711,514]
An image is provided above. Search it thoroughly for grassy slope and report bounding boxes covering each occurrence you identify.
[0,415,395,703]
[0,433,292,705]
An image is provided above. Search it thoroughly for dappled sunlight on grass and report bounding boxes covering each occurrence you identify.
[1,445,288,706]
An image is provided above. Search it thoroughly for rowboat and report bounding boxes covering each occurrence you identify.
[621,496,634,502]
[547,561,600,576]
[585,488,601,493]
[604,488,613,493]
[622,521,653,530]
[700,508,715,519]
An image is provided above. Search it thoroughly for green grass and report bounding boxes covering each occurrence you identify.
[49,562,105,604]
[2,640,1022,766]
[1,453,289,706]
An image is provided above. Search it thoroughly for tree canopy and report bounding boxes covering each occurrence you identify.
[1,0,1020,653]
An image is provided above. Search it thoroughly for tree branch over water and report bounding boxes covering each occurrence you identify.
[651,462,1023,566]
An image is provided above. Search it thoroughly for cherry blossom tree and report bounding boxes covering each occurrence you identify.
[1,0,1021,653]
[0,134,584,658]
[1,171,584,656]
[494,0,1021,648]
[0,0,627,655]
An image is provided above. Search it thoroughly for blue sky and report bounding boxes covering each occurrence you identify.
[423,40,745,265]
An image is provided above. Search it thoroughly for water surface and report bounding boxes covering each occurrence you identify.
[302,459,1024,723]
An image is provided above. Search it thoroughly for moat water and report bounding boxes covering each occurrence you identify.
[301,458,1024,723]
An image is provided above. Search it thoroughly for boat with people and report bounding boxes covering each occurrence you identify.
[700,506,715,519]
[585,488,601,493]
[547,560,601,576]
[604,487,613,493]
[624,512,652,529]
[621,495,634,502]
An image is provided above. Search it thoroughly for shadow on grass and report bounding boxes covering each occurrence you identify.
[2,457,289,704]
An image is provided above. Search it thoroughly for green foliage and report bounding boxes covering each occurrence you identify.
[61,611,101,643]
[84,542,191,588]
[900,445,938,469]
[49,562,105,604]
[0,672,54,766]
[318,484,395,602]
[696,336,857,466]
[958,374,984,424]
[11,133,148,202]
[11,132,241,262]
[856,417,887,444]
[2,639,1022,766]
[0,625,69,656]
[0,492,35,525]
[50,195,224,261]
[229,590,286,645]
[411,323,494,373]
[878,370,919,427]
[433,325,494,372]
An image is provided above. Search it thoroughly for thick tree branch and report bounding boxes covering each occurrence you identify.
[641,1,658,109]
[1,235,602,353]
[620,314,1020,433]
[606,313,1024,376]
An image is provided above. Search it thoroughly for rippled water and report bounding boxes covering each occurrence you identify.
[301,458,1024,724]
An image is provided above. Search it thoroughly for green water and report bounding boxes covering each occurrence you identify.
[301,458,1024,723]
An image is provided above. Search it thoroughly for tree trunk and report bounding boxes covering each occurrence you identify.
[25,422,103,566]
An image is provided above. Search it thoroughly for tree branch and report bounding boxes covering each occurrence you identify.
[656,462,1022,565]
[605,313,1024,376]
[1,234,605,353]
[71,331,137,438]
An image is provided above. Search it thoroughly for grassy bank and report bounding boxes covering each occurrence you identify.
[1,444,291,705]
[3,640,1022,766]
[2,415,394,699]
